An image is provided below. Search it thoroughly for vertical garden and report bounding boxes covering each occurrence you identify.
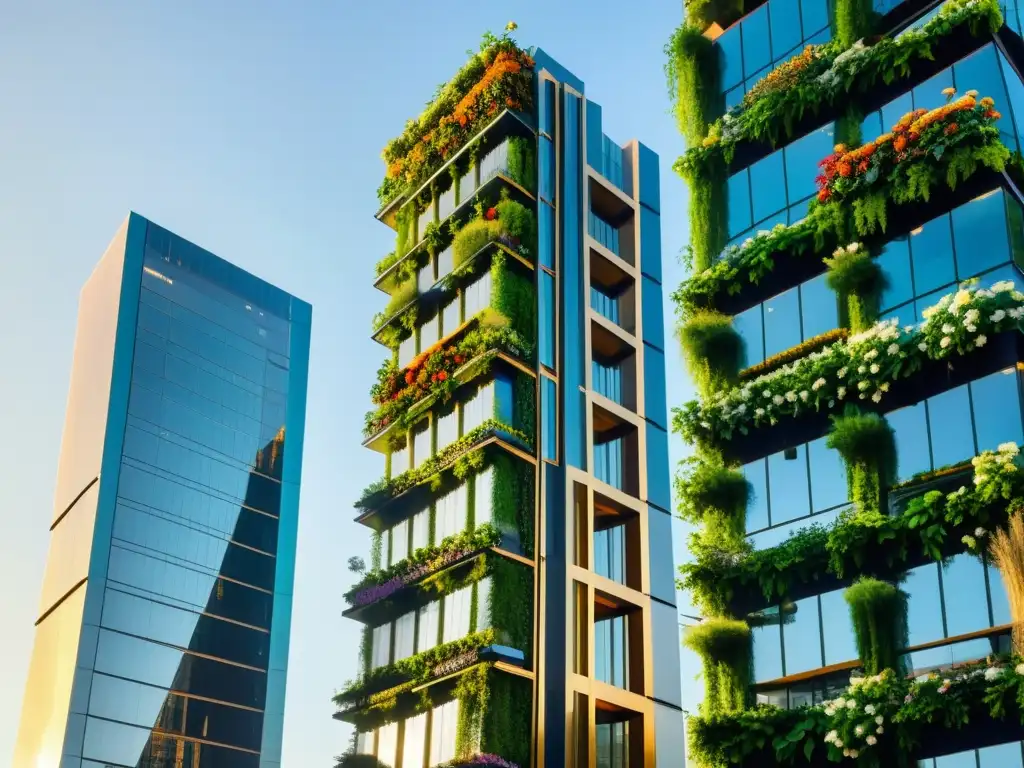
[667,0,1024,764]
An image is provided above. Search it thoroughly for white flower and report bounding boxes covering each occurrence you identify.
[993,280,1015,293]
[843,748,850,757]
[755,407,766,417]
[954,289,973,307]
[985,666,1004,681]
[866,735,878,746]
[773,395,785,405]
[922,306,938,319]
[876,726,884,735]
[940,337,952,348]
[833,246,846,257]
[870,364,880,374]
[999,442,1020,454]
[847,242,860,253]
[864,704,875,715]
[858,365,867,374]
[965,308,980,324]
[800,390,809,401]
[872,391,883,403]
[837,367,848,378]
[785,391,798,402]
[942,323,956,334]
[975,527,986,537]
[1015,663,1024,675]
[838,386,847,399]
[875,716,884,725]
[835,739,844,749]
[855,725,865,737]
[918,342,928,351]
[813,377,827,391]
[879,382,890,392]
[976,334,987,347]
[858,381,870,391]
[825,730,838,744]
[850,750,859,759]
[865,349,879,361]
[846,699,857,709]
[742,238,754,249]
[966,324,977,333]
[835,697,846,709]
[887,343,900,355]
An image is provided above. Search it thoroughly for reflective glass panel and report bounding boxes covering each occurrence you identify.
[783,596,823,675]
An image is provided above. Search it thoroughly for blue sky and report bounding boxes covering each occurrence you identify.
[0,2,698,763]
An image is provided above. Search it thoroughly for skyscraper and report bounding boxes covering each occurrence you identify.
[15,213,311,768]
[336,28,683,767]
[671,0,1024,765]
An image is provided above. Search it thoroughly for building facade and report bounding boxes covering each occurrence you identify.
[337,31,683,768]
[672,0,1024,765]
[15,213,311,768]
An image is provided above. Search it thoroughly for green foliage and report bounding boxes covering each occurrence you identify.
[676,456,751,546]
[396,205,416,258]
[834,0,877,48]
[494,198,536,249]
[356,419,534,511]
[370,531,383,571]
[684,155,729,274]
[675,281,1024,450]
[845,577,908,675]
[506,137,536,193]
[684,0,744,30]
[360,625,372,676]
[490,453,535,557]
[827,409,897,514]
[377,276,418,331]
[824,243,886,331]
[488,557,534,657]
[478,671,532,767]
[679,444,1023,617]
[491,251,536,343]
[684,618,752,716]
[665,24,722,146]
[334,754,389,768]
[452,199,536,270]
[678,310,745,398]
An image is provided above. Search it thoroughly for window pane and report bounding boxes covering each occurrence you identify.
[390,520,408,566]
[800,0,829,34]
[936,751,981,768]
[391,442,409,478]
[418,600,440,653]
[412,509,429,551]
[403,713,428,768]
[770,0,802,60]
[728,170,752,237]
[800,273,838,341]
[979,743,1024,768]
[911,215,955,296]
[372,623,391,669]
[942,554,991,637]
[475,466,494,528]
[476,576,492,631]
[928,385,975,469]
[742,7,772,76]
[783,596,823,675]
[750,151,787,224]
[989,561,1013,627]
[808,436,847,512]
[905,564,944,647]
[394,611,416,662]
[429,700,459,765]
[744,459,770,533]
[718,26,744,91]
[437,408,458,456]
[751,606,784,681]
[399,334,417,369]
[972,370,1024,453]
[785,125,833,204]
[768,443,811,525]
[953,189,1010,278]
[442,295,460,336]
[889,403,932,482]
[820,589,857,665]
[763,287,802,359]
[878,237,913,312]
[377,722,399,768]
[734,304,764,368]
[413,422,432,468]
[442,585,472,643]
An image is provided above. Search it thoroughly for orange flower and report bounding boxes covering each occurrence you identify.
[986,110,1003,120]
[942,86,957,98]
[437,371,448,382]
[944,123,958,135]
[981,97,995,108]
[836,161,852,177]
[818,188,831,202]
[858,160,870,173]
[894,135,908,152]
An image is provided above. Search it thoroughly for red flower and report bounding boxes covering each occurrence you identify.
[405,370,415,385]
[485,207,497,221]
[437,371,448,382]
[858,160,869,173]
[944,123,958,135]
[817,188,831,203]
[454,355,464,364]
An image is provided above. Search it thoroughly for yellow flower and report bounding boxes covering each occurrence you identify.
[702,135,719,148]
[505,21,518,32]
[942,87,957,98]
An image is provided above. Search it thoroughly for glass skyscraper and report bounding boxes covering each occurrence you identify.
[673,0,1024,765]
[14,213,311,768]
[337,32,683,767]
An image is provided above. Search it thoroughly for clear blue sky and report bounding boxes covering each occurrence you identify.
[0,2,699,764]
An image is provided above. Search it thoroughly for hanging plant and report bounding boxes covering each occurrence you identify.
[678,309,745,399]
[844,577,908,676]
[676,456,751,547]
[824,242,886,332]
[684,618,752,716]
[826,408,896,515]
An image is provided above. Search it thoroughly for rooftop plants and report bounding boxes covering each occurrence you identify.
[674,279,1024,450]
[672,92,1008,315]
[377,26,534,208]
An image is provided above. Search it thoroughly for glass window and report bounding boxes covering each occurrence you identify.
[928,385,975,469]
[542,376,557,461]
[540,271,555,369]
[371,623,391,669]
[953,189,1009,277]
[391,440,410,478]
[911,215,955,296]
[889,403,932,482]
[728,170,752,238]
[419,313,439,354]
[413,421,432,468]
[476,576,492,630]
[418,600,440,653]
[356,730,373,755]
[878,237,913,312]
[770,0,802,60]
[464,270,493,321]
[800,0,829,34]
[808,436,847,512]
[937,751,981,768]
[800,273,838,340]
[437,407,458,455]
[904,564,944,647]
[442,584,472,643]
[394,611,416,662]
[763,287,802,359]
[989,561,1013,627]
[972,370,1024,453]
[942,554,991,637]
[768,444,811,525]
[749,148,786,224]
[442,293,461,337]
[820,589,857,665]
[403,713,428,768]
[783,596,823,675]
[785,126,834,204]
[390,520,409,566]
[475,467,494,528]
[429,700,459,765]
[979,743,1024,768]
[595,614,629,688]
[437,246,454,284]
[435,484,468,542]
[377,722,399,768]
[412,509,429,552]
[463,381,495,434]
[734,305,764,368]
[718,26,744,92]
[744,459,770,532]
[742,6,771,76]
[751,606,784,681]
[418,262,434,295]
[399,334,417,369]
[595,523,627,584]
[539,137,554,202]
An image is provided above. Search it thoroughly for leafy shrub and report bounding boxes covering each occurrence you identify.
[844,577,908,675]
[684,618,752,716]
[827,408,897,514]
[825,243,886,331]
[678,310,745,398]
[676,457,750,546]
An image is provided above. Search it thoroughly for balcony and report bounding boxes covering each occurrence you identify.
[593,401,640,497]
